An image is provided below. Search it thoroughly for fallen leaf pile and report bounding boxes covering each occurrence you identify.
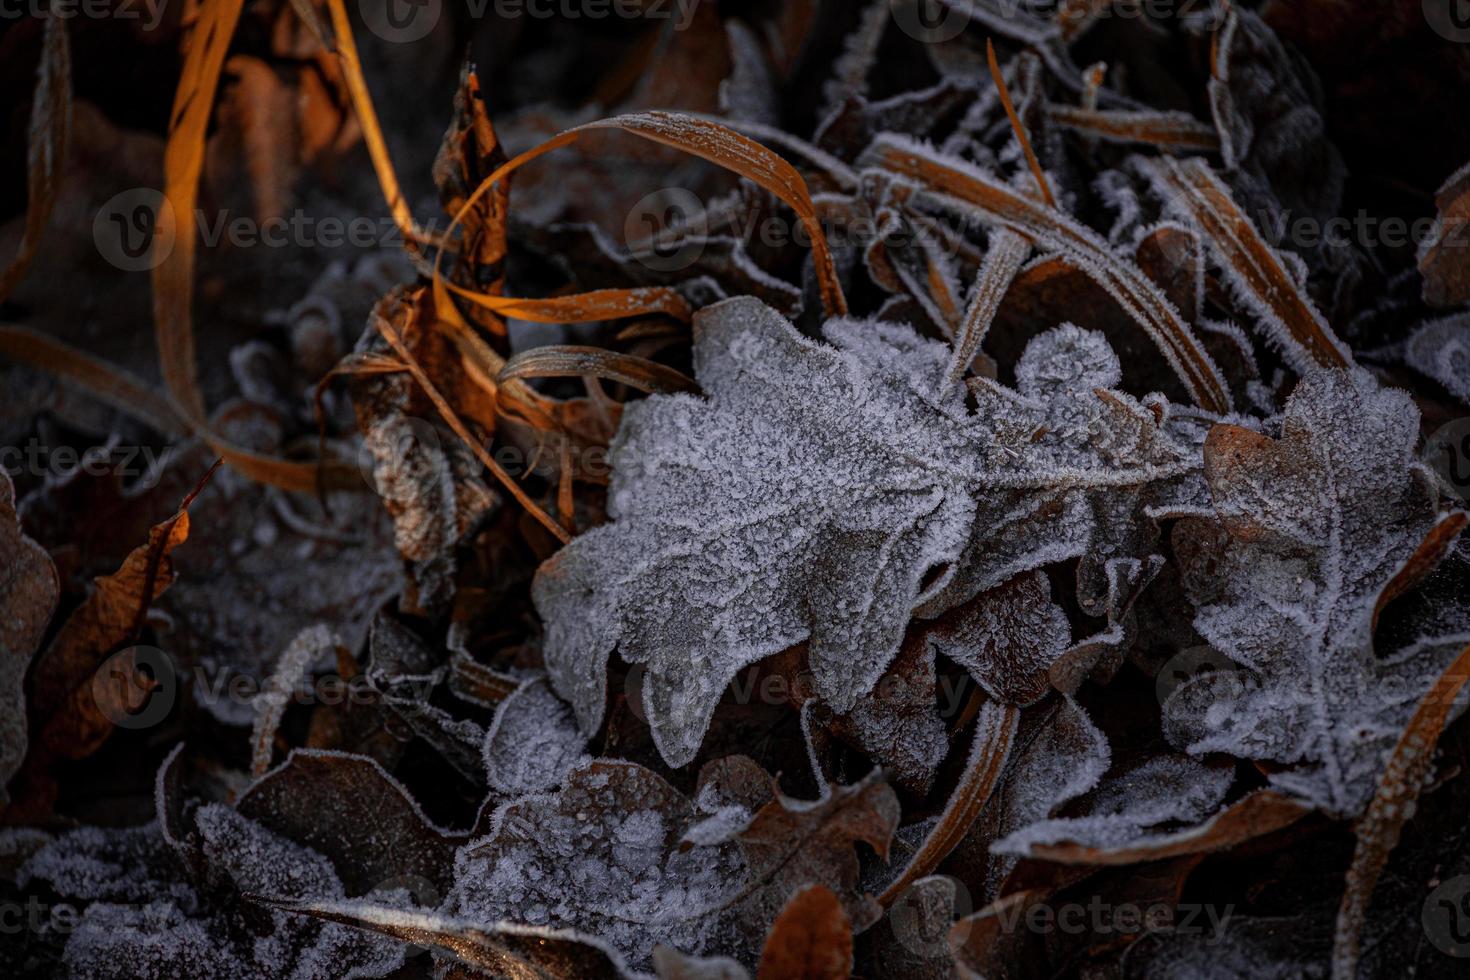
[3,2,1470,978]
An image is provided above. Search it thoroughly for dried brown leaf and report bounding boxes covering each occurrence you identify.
[756,885,852,980]
[1,471,59,804]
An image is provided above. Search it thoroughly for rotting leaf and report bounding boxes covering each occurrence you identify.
[237,748,462,896]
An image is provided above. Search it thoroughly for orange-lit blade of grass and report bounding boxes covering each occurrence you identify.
[0,326,359,493]
[151,0,360,492]
[429,274,564,440]
[1140,155,1354,372]
[872,137,1232,413]
[579,113,846,317]
[155,0,244,421]
[1331,640,1470,980]
[499,346,698,395]
[1047,105,1221,151]
[0,325,184,437]
[438,113,848,319]
[986,39,1056,209]
[373,312,571,545]
[0,13,70,304]
[322,0,426,250]
[444,283,691,325]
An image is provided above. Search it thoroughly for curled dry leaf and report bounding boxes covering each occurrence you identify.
[26,463,213,778]
[1418,159,1470,308]
[1405,311,1470,405]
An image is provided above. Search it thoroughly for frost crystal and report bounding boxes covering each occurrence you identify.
[446,761,751,970]
[535,298,1199,766]
[1164,369,1469,816]
[19,810,404,980]
[481,676,589,795]
[993,756,1234,855]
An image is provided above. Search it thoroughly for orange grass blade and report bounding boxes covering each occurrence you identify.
[150,0,360,492]
[373,312,571,545]
[987,39,1056,209]
[499,346,698,395]
[872,138,1233,413]
[1139,155,1354,372]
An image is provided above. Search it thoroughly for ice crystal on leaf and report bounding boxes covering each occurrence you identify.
[1164,369,1470,816]
[534,298,1201,766]
[480,676,589,795]
[444,758,897,971]
[19,807,404,980]
[993,755,1234,855]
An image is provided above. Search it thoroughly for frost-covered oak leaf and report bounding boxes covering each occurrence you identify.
[1164,369,1470,816]
[18,806,405,980]
[444,758,897,971]
[534,298,1200,766]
